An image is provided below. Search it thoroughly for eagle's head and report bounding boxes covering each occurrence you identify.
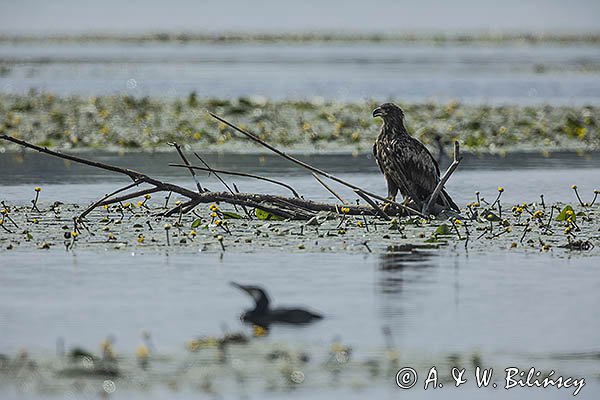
[372,103,405,124]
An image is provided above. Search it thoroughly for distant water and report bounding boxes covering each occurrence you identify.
[1,41,599,103]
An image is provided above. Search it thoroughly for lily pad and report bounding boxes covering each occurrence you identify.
[255,208,283,221]
[434,223,452,236]
[556,205,576,222]
[222,211,243,219]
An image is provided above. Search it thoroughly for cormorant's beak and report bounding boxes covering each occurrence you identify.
[230,281,249,293]
[372,107,385,118]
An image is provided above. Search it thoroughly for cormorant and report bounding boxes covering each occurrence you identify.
[372,103,459,211]
[230,282,323,327]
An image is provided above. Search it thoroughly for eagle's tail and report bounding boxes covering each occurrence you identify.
[439,189,460,212]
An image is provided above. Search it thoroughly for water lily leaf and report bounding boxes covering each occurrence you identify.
[434,223,452,235]
[483,211,501,221]
[191,218,202,228]
[222,211,243,219]
[255,208,283,221]
[556,205,576,222]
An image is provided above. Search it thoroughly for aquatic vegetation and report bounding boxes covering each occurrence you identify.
[2,32,600,45]
[0,185,597,255]
[0,332,517,397]
[0,94,598,153]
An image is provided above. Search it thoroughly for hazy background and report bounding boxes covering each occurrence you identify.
[1,1,599,102]
[1,0,599,35]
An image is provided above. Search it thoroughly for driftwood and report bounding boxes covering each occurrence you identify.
[1,113,460,221]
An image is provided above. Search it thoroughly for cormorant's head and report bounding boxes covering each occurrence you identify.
[230,282,270,309]
[372,103,405,124]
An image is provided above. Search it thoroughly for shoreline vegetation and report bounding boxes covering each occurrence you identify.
[2,32,600,45]
[0,93,597,154]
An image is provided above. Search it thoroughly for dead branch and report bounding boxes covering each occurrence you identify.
[170,142,204,193]
[80,180,143,219]
[355,190,390,220]
[169,163,300,198]
[423,141,462,215]
[193,152,246,216]
[1,134,414,220]
[312,173,347,204]
[208,112,425,218]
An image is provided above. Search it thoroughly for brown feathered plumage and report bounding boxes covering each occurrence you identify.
[372,103,459,211]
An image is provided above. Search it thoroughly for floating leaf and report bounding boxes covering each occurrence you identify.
[255,208,283,221]
[222,211,243,219]
[556,205,576,222]
[191,218,202,228]
[434,223,452,235]
[484,211,501,221]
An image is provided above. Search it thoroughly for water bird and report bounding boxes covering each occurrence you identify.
[230,282,323,327]
[59,337,120,378]
[372,103,459,211]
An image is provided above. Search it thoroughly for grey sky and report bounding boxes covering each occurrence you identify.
[0,0,599,35]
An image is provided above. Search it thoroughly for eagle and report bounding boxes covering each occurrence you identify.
[372,103,459,212]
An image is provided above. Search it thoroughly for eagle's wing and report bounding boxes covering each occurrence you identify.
[411,140,460,210]
[372,141,385,175]
[387,138,440,201]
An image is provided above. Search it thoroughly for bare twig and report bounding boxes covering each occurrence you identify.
[233,183,254,219]
[170,142,204,193]
[0,134,199,200]
[96,187,163,207]
[312,173,347,204]
[423,141,462,215]
[193,152,245,215]
[354,190,390,220]
[1,135,144,181]
[208,112,425,218]
[80,180,143,219]
[194,153,235,195]
[169,164,300,198]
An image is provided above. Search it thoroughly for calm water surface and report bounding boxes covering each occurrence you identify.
[1,152,599,399]
[1,41,599,104]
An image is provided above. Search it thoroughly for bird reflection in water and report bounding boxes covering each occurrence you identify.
[378,244,438,294]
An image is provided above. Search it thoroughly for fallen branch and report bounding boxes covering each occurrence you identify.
[1,134,200,219]
[208,112,426,218]
[0,134,413,220]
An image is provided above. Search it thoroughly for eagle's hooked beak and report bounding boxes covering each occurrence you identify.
[372,107,385,118]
